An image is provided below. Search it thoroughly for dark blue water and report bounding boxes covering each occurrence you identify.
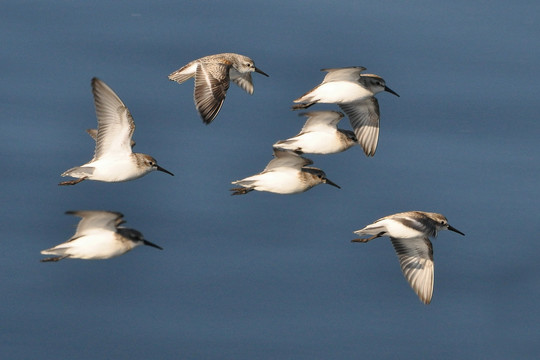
[1,1,539,359]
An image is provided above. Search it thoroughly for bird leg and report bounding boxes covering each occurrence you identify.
[351,232,385,243]
[230,187,254,196]
[40,255,68,262]
[291,102,315,110]
[58,177,87,186]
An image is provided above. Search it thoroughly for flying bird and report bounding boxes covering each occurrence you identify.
[231,148,340,195]
[59,78,173,185]
[292,66,398,156]
[41,210,163,262]
[168,53,269,124]
[273,110,357,154]
[351,211,464,304]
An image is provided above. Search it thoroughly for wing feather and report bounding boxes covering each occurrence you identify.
[91,78,135,159]
[390,237,434,304]
[321,66,366,82]
[194,63,230,124]
[263,149,312,171]
[230,68,254,94]
[65,210,123,240]
[340,97,380,156]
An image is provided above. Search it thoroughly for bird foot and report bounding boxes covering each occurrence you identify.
[230,187,253,196]
[40,256,67,262]
[351,238,371,243]
[291,103,313,110]
[351,232,384,243]
[58,177,87,186]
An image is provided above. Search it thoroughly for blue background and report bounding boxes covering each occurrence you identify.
[1,1,539,359]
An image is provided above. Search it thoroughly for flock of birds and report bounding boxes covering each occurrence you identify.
[41,52,464,304]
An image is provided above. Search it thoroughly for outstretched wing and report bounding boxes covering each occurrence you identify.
[321,66,366,83]
[263,148,313,171]
[230,68,254,95]
[92,78,135,159]
[193,63,230,124]
[340,97,380,156]
[299,110,344,133]
[66,210,123,240]
[390,236,434,304]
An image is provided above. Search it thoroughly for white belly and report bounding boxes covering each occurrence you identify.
[300,81,372,104]
[63,234,132,259]
[249,170,309,194]
[289,132,352,154]
[85,156,147,182]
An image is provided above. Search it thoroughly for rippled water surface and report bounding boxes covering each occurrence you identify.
[1,1,539,359]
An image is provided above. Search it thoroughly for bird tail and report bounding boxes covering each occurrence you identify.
[61,166,95,178]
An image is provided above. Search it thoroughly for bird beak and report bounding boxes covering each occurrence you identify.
[143,240,163,250]
[255,67,269,77]
[447,225,465,236]
[384,86,400,97]
[156,165,174,176]
[324,178,341,189]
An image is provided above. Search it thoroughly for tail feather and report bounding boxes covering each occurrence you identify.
[168,71,194,84]
[168,62,197,84]
[61,166,94,178]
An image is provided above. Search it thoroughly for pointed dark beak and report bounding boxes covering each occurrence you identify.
[447,225,465,236]
[324,178,341,189]
[384,86,400,97]
[143,240,163,250]
[156,165,174,176]
[255,67,269,77]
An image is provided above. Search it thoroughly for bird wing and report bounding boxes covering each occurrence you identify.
[230,68,254,95]
[264,148,313,171]
[321,66,366,83]
[87,128,135,148]
[193,62,230,124]
[299,110,344,132]
[339,97,380,156]
[66,210,123,240]
[390,236,434,304]
[91,78,135,160]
